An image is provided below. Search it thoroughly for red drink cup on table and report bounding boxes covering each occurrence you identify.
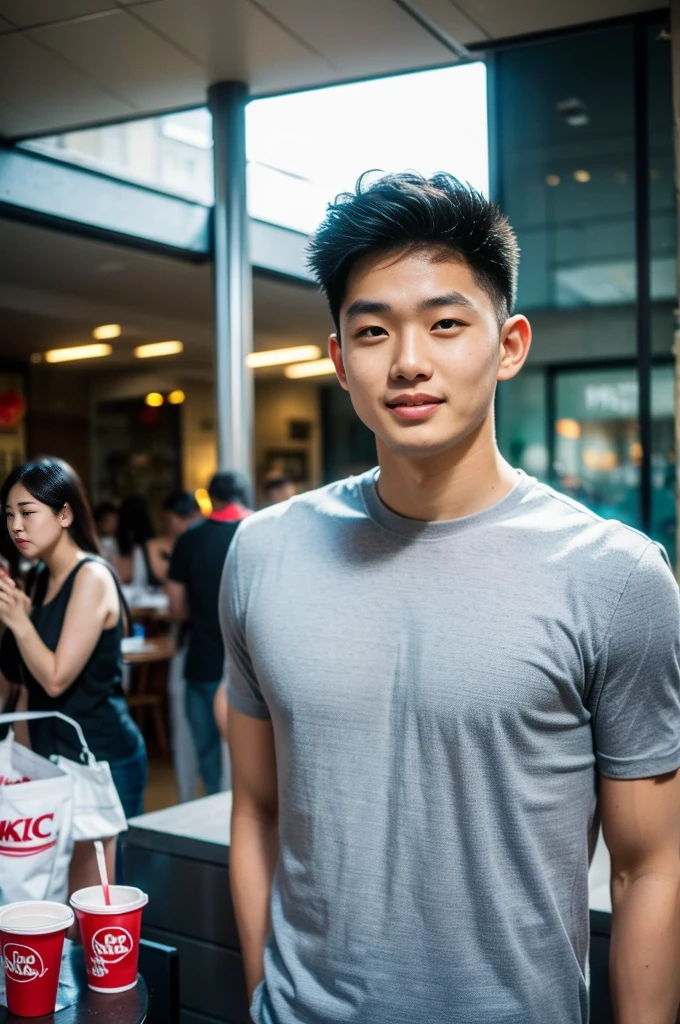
[70,885,148,993]
[0,900,74,1017]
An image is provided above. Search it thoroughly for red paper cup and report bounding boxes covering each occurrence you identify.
[70,885,148,993]
[0,900,74,1017]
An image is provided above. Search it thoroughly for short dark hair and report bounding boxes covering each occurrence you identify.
[162,490,200,519]
[263,474,293,493]
[208,471,250,506]
[307,171,519,329]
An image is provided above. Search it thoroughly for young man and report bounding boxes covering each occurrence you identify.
[168,470,250,795]
[223,173,680,1024]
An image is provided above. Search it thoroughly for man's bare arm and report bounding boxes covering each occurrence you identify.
[601,771,680,1024]
[227,705,279,1002]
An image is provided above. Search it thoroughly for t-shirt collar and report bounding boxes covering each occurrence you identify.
[210,503,252,522]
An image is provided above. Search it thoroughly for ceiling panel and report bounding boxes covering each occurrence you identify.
[456,0,667,39]
[0,32,132,137]
[0,0,115,28]
[134,0,335,96]
[31,9,206,110]
[256,0,453,76]
[405,0,490,44]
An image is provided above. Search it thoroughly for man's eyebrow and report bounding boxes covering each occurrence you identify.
[418,292,475,312]
[344,299,392,320]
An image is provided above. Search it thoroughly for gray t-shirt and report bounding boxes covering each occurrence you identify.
[222,469,680,1024]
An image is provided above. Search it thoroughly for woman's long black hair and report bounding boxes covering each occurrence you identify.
[0,457,102,556]
[116,494,155,557]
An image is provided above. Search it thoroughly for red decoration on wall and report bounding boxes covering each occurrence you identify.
[139,407,159,427]
[0,390,25,430]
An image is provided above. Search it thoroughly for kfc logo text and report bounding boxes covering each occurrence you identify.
[0,814,56,856]
[3,944,47,982]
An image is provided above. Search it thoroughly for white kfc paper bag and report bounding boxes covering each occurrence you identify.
[0,721,74,904]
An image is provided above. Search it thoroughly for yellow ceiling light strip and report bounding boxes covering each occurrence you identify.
[284,358,336,379]
[92,324,121,340]
[134,340,184,359]
[246,345,322,369]
[43,343,113,363]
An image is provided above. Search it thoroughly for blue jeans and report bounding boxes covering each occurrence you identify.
[110,735,148,883]
[185,680,222,796]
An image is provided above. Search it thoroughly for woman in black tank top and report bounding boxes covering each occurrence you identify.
[0,457,146,893]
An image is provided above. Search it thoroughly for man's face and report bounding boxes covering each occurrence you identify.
[330,249,527,461]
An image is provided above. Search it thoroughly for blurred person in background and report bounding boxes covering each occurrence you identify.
[116,493,160,588]
[146,489,202,585]
[262,472,296,506]
[93,500,120,569]
[0,457,146,892]
[167,471,250,795]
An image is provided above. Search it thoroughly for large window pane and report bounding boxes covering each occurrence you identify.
[651,364,676,566]
[246,62,488,234]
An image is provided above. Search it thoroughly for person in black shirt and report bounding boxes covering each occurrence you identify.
[0,457,145,892]
[167,471,251,795]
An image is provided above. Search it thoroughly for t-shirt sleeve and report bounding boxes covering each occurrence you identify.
[592,541,680,779]
[219,530,271,721]
[167,533,188,585]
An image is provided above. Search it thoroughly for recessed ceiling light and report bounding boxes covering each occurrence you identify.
[44,343,112,363]
[92,324,121,340]
[134,341,184,359]
[145,392,164,407]
[545,174,560,187]
[285,358,336,379]
[168,390,186,405]
[573,169,591,183]
[246,345,322,369]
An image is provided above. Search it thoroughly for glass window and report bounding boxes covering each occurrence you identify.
[246,62,488,234]
[651,363,676,567]
[23,109,214,206]
[496,26,636,350]
[553,367,640,528]
[649,22,676,357]
[496,372,548,479]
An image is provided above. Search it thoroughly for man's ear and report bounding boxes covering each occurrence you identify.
[497,315,532,383]
[329,334,349,392]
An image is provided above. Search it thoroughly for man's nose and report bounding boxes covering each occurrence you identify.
[390,329,434,380]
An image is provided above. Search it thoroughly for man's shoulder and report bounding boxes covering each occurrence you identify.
[522,476,659,573]
[233,473,370,552]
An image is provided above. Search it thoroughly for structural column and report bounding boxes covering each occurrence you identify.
[208,81,253,477]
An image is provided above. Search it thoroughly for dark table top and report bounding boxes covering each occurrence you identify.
[0,940,147,1023]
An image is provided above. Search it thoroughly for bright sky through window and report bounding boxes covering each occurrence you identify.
[246,62,488,235]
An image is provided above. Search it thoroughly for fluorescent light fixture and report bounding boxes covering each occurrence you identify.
[168,390,186,405]
[145,392,164,407]
[134,341,184,359]
[285,358,336,379]
[44,343,112,363]
[92,323,121,340]
[246,345,322,369]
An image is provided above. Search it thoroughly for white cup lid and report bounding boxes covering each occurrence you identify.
[70,885,148,915]
[0,901,74,934]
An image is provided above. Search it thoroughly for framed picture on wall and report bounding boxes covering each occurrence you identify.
[264,449,308,483]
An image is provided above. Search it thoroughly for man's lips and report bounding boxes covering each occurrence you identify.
[385,393,445,420]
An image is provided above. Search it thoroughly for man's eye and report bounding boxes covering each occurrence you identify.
[433,319,463,330]
[358,326,386,338]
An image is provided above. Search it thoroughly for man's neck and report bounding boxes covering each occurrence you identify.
[375,421,520,523]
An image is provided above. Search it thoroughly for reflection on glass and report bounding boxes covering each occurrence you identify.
[651,364,676,567]
[553,369,640,528]
[649,22,676,356]
[496,373,548,479]
[496,26,636,360]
